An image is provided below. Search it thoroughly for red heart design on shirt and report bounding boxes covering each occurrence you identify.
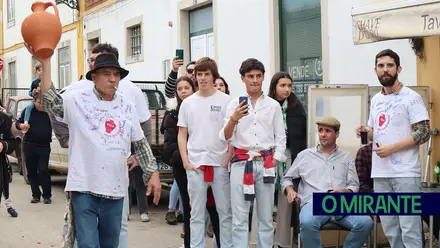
[379,114,386,127]
[105,119,116,133]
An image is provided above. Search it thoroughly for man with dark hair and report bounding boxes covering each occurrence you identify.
[356,49,430,247]
[165,57,196,98]
[16,93,53,204]
[220,58,285,247]
[178,57,232,248]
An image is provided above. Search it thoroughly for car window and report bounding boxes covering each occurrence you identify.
[17,100,33,119]
[7,100,16,117]
[143,90,166,109]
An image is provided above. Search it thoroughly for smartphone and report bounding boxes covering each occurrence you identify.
[238,96,248,114]
[176,49,184,60]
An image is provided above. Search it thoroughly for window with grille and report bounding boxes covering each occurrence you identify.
[58,46,71,89]
[7,0,15,24]
[130,25,142,56]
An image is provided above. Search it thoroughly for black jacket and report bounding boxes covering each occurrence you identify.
[285,101,307,162]
[0,112,20,197]
[160,98,183,168]
[16,107,52,146]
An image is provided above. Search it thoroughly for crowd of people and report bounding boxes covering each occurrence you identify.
[0,40,436,248]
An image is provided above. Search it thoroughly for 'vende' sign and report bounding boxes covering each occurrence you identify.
[352,1,440,45]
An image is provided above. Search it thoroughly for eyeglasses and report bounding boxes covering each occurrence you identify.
[187,69,194,74]
[87,58,95,63]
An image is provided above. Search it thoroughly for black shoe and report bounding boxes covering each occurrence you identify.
[165,211,177,225]
[7,207,18,217]
[43,198,52,204]
[30,198,40,203]
[176,211,184,223]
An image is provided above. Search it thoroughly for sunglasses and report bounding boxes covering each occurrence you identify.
[187,69,194,74]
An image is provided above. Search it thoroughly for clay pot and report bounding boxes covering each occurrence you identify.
[21,1,62,59]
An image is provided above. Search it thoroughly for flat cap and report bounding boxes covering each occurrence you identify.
[316,116,341,131]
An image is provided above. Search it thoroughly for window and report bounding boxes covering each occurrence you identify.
[7,0,15,26]
[189,5,214,61]
[280,0,323,110]
[125,16,144,64]
[130,25,142,56]
[9,61,16,88]
[58,46,71,88]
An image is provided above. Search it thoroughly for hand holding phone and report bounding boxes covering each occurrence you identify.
[176,49,184,60]
[238,96,248,114]
[230,96,249,123]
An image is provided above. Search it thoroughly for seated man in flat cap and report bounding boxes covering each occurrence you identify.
[281,116,373,248]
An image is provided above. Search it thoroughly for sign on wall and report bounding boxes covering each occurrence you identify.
[287,57,323,81]
[352,1,440,44]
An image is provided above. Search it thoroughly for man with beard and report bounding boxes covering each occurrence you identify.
[282,116,373,247]
[356,49,430,247]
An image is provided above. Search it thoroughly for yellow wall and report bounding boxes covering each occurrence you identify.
[417,36,440,182]
[77,0,86,78]
[0,0,3,56]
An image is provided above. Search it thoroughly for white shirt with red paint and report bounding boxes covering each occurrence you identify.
[368,86,429,178]
[61,88,144,197]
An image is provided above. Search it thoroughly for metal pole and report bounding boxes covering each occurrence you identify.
[422,128,438,187]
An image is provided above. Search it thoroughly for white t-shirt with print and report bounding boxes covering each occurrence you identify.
[368,86,429,178]
[65,79,151,122]
[177,91,231,167]
[62,89,145,197]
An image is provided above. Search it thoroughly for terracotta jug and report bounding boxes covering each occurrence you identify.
[21,1,62,59]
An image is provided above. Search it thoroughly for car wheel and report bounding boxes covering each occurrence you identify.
[21,145,29,185]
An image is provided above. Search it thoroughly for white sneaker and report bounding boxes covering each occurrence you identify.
[140,213,150,222]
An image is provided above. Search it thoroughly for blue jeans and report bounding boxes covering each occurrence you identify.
[187,166,232,248]
[71,192,124,248]
[299,203,373,248]
[230,160,274,248]
[374,177,423,248]
[24,101,34,122]
[168,179,183,212]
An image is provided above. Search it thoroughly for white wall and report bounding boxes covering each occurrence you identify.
[2,0,76,48]
[83,0,172,82]
[214,0,274,97]
[1,0,78,88]
[2,29,78,88]
[327,0,417,86]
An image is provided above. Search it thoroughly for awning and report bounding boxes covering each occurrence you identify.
[352,0,440,44]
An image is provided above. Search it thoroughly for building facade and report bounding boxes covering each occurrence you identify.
[0,0,418,97]
[0,0,81,91]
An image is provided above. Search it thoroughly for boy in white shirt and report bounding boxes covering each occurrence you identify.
[356,49,430,248]
[177,57,232,248]
[220,58,286,248]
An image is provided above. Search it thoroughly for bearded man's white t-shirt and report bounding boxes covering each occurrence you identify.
[61,89,144,197]
[177,91,231,167]
[65,79,151,122]
[368,86,429,178]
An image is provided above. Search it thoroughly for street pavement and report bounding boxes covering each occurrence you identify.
[0,173,214,248]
